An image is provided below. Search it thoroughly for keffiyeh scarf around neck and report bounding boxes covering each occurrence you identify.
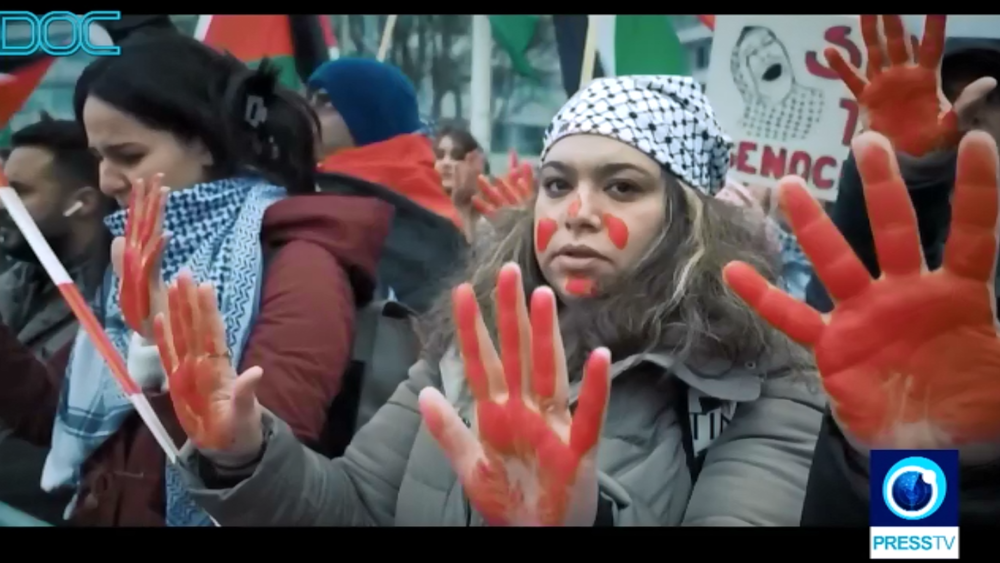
[41,176,285,526]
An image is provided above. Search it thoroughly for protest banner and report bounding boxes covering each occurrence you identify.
[706,15,876,202]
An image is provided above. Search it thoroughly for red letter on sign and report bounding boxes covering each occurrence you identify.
[760,145,787,180]
[839,98,860,147]
[812,156,838,190]
[788,151,813,180]
[735,141,758,175]
[806,25,863,80]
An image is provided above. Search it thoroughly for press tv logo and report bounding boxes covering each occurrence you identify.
[870,450,959,559]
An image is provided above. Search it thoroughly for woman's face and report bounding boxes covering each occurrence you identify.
[434,135,474,200]
[82,96,213,207]
[534,135,667,299]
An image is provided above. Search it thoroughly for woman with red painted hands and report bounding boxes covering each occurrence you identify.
[164,75,825,526]
[0,31,391,527]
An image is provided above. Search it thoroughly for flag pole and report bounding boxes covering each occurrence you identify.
[377,15,398,61]
[578,15,599,90]
[470,15,493,154]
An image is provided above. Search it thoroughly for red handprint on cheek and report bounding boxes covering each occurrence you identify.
[601,213,629,250]
[536,218,558,253]
[419,264,610,526]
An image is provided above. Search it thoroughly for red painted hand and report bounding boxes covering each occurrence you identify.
[113,175,168,337]
[825,15,995,157]
[418,263,611,526]
[153,271,263,455]
[472,151,535,218]
[724,131,1000,453]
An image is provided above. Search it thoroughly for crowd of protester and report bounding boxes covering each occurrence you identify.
[0,14,998,527]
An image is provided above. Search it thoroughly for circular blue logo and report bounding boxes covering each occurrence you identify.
[882,456,947,520]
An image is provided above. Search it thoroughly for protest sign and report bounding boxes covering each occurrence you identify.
[706,15,873,202]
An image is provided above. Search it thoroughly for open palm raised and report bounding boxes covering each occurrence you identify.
[724,131,1000,453]
[417,263,611,526]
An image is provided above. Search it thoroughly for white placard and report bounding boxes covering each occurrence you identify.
[706,15,877,202]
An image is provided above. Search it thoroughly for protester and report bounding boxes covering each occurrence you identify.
[434,124,485,240]
[309,57,462,228]
[806,17,1000,313]
[0,115,109,524]
[157,75,824,527]
[0,31,392,527]
[797,14,1000,525]
[434,124,484,202]
[307,57,467,311]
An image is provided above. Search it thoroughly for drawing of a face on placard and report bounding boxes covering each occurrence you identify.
[731,25,824,142]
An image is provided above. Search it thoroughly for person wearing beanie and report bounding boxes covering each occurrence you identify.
[308,58,463,229]
[168,74,824,527]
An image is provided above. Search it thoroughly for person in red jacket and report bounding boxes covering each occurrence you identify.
[307,58,462,229]
[0,30,392,526]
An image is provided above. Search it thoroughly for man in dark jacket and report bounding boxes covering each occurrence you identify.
[307,58,467,312]
[802,39,1000,526]
[0,116,109,524]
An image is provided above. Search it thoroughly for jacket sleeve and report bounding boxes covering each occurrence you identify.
[682,356,827,526]
[805,150,956,312]
[176,359,437,526]
[239,240,356,445]
[801,412,1000,526]
[0,323,68,447]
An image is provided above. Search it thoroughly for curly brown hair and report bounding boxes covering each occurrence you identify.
[419,169,801,379]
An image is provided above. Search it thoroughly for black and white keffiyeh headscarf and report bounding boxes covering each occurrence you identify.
[541,75,733,195]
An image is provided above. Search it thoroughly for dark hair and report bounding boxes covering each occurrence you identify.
[73,31,319,195]
[11,112,99,192]
[435,124,481,157]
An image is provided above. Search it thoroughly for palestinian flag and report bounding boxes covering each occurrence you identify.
[0,55,56,145]
[553,15,689,96]
[195,15,304,89]
[0,18,130,145]
[489,15,540,79]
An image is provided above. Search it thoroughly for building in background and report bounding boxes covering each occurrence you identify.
[5,14,713,167]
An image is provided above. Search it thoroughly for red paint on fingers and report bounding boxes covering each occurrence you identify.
[535,218,557,252]
[452,284,492,401]
[529,288,558,400]
[570,348,611,456]
[496,264,526,398]
[602,213,629,249]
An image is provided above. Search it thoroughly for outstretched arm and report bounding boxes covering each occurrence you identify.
[177,359,437,526]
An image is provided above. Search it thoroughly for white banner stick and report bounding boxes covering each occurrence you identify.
[578,15,599,90]
[0,183,179,463]
[377,15,398,62]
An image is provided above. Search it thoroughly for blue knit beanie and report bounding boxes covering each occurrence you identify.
[307,58,423,147]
